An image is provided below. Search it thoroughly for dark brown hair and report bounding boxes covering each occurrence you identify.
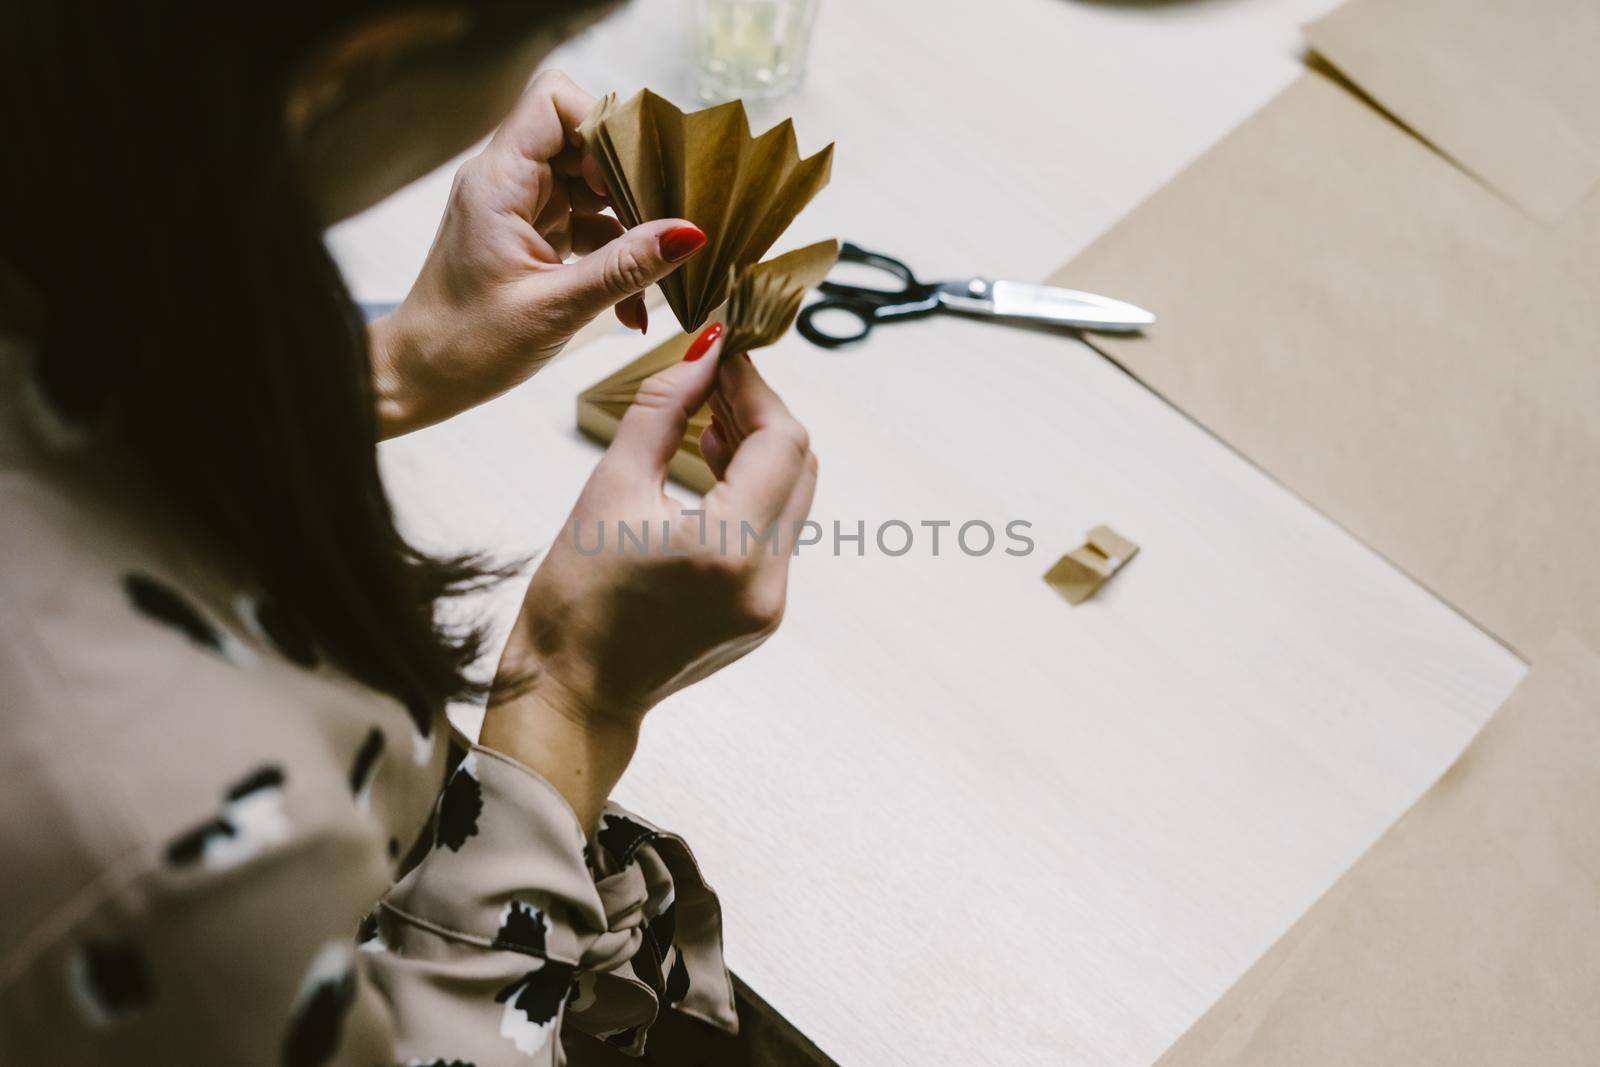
[0,3,600,725]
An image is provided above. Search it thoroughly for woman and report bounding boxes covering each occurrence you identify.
[0,2,817,1064]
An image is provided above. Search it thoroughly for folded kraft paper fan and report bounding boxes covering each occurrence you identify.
[578,239,840,493]
[720,239,840,354]
[579,89,835,332]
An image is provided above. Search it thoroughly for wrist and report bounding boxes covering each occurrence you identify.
[367,314,419,439]
[500,597,657,729]
[480,672,642,833]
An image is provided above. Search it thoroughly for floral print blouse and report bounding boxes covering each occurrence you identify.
[0,342,737,1065]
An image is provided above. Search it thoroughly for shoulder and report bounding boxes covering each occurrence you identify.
[0,462,447,982]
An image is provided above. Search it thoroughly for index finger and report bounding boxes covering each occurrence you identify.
[488,70,597,168]
[553,146,613,206]
[707,355,811,526]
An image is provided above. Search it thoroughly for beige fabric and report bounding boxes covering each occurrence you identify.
[0,343,736,1065]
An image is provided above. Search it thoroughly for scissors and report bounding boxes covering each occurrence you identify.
[795,242,1155,348]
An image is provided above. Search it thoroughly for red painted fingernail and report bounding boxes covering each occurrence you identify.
[684,322,722,362]
[639,303,648,335]
[660,224,707,262]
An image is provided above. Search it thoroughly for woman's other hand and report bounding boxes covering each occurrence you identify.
[481,325,818,828]
[369,70,706,437]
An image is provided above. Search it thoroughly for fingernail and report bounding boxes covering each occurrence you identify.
[639,303,648,335]
[684,322,722,362]
[660,224,707,262]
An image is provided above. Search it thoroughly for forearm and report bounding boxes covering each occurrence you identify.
[478,674,640,834]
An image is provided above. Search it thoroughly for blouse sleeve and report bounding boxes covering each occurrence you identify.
[0,743,737,1067]
[368,745,740,1063]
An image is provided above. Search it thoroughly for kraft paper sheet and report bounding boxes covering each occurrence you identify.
[579,89,834,333]
[1052,70,1600,657]
[577,240,840,493]
[1306,0,1600,220]
[1155,634,1600,1066]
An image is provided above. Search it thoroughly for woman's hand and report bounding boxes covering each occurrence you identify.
[480,325,818,828]
[369,70,707,437]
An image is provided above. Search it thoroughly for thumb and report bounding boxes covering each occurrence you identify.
[538,218,707,328]
[601,322,725,484]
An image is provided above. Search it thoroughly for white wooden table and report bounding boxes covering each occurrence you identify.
[329,2,1527,1064]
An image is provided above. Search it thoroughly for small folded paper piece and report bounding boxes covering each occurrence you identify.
[722,239,840,354]
[577,240,840,494]
[1043,526,1139,604]
[579,89,835,333]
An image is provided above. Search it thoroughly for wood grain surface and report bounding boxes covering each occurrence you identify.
[329,2,1526,1063]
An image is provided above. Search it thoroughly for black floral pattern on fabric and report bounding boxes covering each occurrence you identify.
[664,952,690,1006]
[492,901,549,958]
[348,727,385,798]
[403,698,435,743]
[604,1025,641,1048]
[647,900,691,1006]
[166,765,288,869]
[354,910,379,947]
[494,960,575,1054]
[124,573,223,654]
[648,901,676,954]
[596,813,656,867]
[228,765,285,800]
[434,760,482,852]
[166,817,230,866]
[281,945,358,1067]
[252,596,317,668]
[627,947,655,985]
[70,939,154,1025]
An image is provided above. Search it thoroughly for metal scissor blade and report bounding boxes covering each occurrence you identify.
[987,279,1155,332]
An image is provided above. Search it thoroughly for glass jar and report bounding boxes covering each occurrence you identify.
[691,0,819,105]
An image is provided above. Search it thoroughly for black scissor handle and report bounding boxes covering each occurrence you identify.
[797,242,944,348]
[817,241,919,298]
[796,295,879,348]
